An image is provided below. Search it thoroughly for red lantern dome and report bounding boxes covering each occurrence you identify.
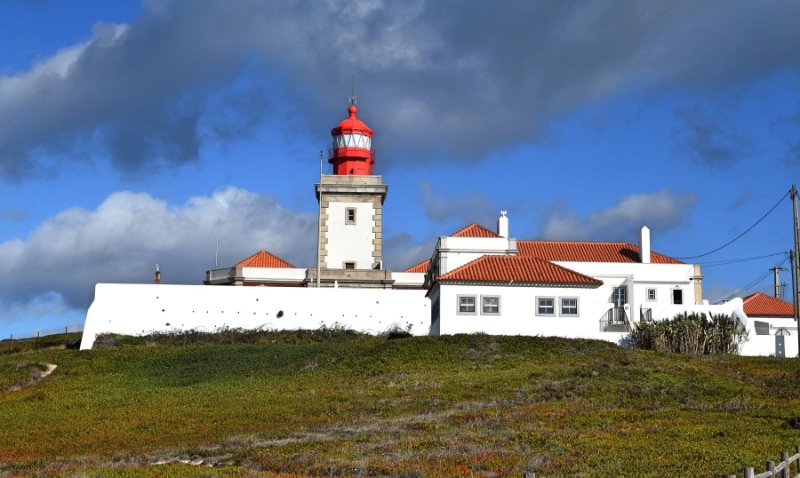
[329,103,374,175]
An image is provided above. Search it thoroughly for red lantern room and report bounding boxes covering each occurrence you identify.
[329,102,374,175]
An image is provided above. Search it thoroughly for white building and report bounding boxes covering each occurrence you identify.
[740,292,797,357]
[420,217,736,340]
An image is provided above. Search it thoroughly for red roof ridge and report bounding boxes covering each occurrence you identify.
[450,223,499,238]
[404,259,430,273]
[437,254,602,286]
[236,249,295,268]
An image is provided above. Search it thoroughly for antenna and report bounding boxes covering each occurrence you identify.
[215,238,219,268]
[349,75,357,106]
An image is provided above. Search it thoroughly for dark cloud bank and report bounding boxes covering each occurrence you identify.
[1,0,799,178]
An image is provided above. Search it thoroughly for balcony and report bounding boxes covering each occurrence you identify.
[600,307,630,332]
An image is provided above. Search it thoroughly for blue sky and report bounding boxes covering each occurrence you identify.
[1,0,799,338]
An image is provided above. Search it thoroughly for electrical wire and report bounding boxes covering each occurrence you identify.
[700,251,787,268]
[716,256,790,303]
[676,188,791,260]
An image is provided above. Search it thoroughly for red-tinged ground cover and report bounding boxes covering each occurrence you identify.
[1,329,800,477]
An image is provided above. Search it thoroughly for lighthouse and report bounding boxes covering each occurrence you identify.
[329,103,374,175]
[313,98,392,288]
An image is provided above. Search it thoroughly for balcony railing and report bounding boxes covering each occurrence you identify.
[640,307,653,322]
[600,307,630,332]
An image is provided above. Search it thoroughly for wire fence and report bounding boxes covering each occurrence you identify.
[2,324,83,342]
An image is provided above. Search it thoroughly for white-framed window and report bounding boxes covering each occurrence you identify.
[343,261,355,270]
[345,208,356,225]
[458,295,476,314]
[560,297,579,316]
[646,288,657,301]
[536,297,555,316]
[481,296,500,315]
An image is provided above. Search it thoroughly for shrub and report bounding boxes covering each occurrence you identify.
[380,323,413,340]
[628,312,747,355]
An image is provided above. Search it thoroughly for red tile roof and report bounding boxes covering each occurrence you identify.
[450,223,499,238]
[404,259,430,273]
[743,292,795,318]
[437,255,602,286]
[236,250,295,268]
[517,241,682,264]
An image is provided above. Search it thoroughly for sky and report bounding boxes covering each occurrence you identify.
[1,0,799,338]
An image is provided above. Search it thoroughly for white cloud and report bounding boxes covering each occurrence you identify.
[539,189,696,241]
[0,187,317,313]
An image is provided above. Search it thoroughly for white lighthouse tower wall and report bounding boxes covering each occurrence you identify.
[80,283,429,349]
[325,201,376,269]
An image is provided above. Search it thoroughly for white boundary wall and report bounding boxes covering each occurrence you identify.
[80,283,429,349]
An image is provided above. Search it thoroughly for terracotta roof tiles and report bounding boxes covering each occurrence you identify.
[404,259,430,273]
[450,223,499,238]
[743,292,795,318]
[517,241,682,264]
[437,255,602,286]
[236,250,295,268]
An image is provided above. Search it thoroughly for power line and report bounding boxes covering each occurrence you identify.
[700,251,787,268]
[676,188,791,260]
[716,256,790,302]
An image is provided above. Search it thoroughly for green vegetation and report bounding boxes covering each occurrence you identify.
[1,329,799,477]
[629,312,748,354]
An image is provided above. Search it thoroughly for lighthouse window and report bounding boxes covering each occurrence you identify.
[334,134,371,149]
[345,208,356,224]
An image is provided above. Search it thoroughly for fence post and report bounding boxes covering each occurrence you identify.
[796,445,800,474]
[744,466,754,478]
[781,452,789,478]
[767,460,775,478]
[36,331,40,350]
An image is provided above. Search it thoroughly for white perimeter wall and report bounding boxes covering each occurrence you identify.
[80,283,428,349]
[327,202,375,269]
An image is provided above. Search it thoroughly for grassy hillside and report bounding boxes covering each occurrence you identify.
[1,330,800,477]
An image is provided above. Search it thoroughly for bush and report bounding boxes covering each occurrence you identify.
[379,323,413,340]
[628,312,747,355]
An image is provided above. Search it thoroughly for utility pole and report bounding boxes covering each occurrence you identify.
[792,184,800,357]
[771,266,787,299]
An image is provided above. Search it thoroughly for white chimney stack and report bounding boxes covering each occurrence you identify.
[639,226,651,264]
[498,210,509,238]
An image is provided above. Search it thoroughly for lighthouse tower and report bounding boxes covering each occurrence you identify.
[313,98,392,288]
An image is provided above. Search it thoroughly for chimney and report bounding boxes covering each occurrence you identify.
[498,210,509,238]
[639,226,651,264]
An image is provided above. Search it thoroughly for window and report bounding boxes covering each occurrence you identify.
[672,288,683,305]
[345,208,356,225]
[344,261,355,270]
[536,297,555,316]
[458,295,476,314]
[481,296,500,315]
[612,287,627,308]
[560,297,578,316]
[647,288,657,301]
